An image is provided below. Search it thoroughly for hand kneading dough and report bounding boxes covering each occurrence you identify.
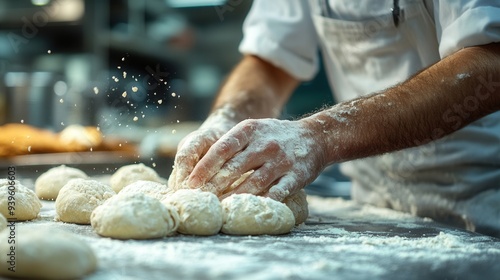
[91,193,179,239]
[221,194,295,235]
[35,165,88,200]
[120,180,173,201]
[283,190,309,225]
[0,227,97,279]
[0,214,6,231]
[110,163,163,193]
[0,179,42,221]
[163,189,222,236]
[55,179,115,224]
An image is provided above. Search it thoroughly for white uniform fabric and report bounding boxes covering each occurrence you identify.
[239,0,500,236]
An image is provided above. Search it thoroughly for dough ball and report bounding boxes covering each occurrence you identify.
[0,214,6,231]
[0,179,42,221]
[120,180,173,201]
[110,163,163,193]
[283,190,309,225]
[35,165,88,200]
[163,189,222,236]
[55,179,115,224]
[221,194,295,235]
[0,227,97,279]
[91,192,179,239]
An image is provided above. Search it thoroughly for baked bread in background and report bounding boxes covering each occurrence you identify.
[0,124,135,157]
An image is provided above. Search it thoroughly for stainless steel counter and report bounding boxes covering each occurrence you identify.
[10,195,500,280]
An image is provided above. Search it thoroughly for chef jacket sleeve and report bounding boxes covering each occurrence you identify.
[238,0,319,81]
[435,0,500,58]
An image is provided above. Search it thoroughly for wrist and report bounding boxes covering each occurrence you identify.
[200,104,241,131]
[299,110,346,165]
[298,115,332,167]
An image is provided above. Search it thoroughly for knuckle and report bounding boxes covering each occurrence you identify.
[258,172,270,184]
[264,140,280,152]
[216,140,232,154]
[176,151,197,163]
[280,157,293,167]
[249,171,268,186]
[182,131,201,144]
[240,119,259,132]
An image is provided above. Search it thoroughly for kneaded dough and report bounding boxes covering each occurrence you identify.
[221,194,295,235]
[91,192,179,239]
[55,179,115,224]
[0,179,42,221]
[283,190,309,225]
[0,227,97,279]
[0,214,6,231]
[120,180,173,201]
[110,163,163,193]
[35,165,88,200]
[163,189,223,236]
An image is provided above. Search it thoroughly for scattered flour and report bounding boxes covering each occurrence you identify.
[11,197,500,279]
[456,73,471,80]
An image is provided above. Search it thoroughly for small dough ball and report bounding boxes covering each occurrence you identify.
[0,179,42,221]
[110,163,162,193]
[91,193,179,239]
[55,179,115,224]
[0,214,6,231]
[163,189,222,236]
[0,227,97,279]
[283,190,309,225]
[120,180,173,201]
[221,194,295,235]
[35,165,88,200]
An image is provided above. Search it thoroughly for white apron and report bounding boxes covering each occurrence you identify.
[309,0,500,236]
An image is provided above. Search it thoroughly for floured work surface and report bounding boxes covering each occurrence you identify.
[6,196,500,280]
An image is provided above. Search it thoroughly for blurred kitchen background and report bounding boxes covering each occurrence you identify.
[0,0,349,195]
[0,0,333,131]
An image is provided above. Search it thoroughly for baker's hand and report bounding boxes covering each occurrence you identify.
[185,118,327,201]
[169,108,239,190]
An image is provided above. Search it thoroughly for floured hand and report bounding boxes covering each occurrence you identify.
[185,118,327,201]
[169,106,239,190]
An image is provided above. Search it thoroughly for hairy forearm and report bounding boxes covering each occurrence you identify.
[211,55,299,121]
[303,43,500,165]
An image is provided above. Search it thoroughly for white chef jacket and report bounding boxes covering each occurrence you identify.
[239,0,500,236]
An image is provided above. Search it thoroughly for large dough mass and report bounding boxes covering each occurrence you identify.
[0,227,97,279]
